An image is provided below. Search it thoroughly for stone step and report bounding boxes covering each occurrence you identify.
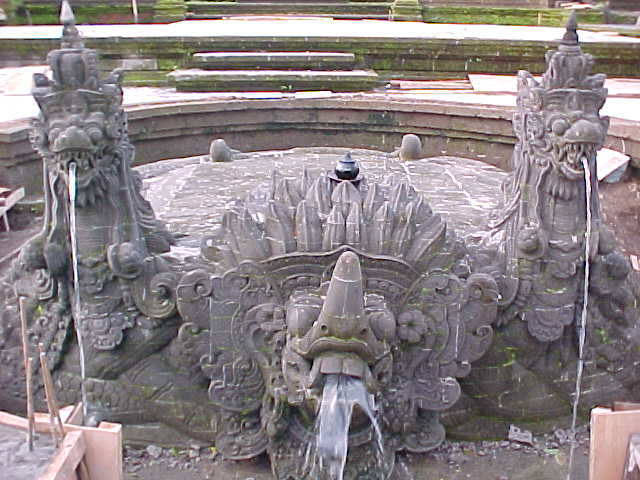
[186,2,392,19]
[192,51,357,71]
[167,68,381,92]
[422,0,551,5]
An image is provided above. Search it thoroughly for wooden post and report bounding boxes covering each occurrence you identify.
[19,296,35,452]
[38,343,65,445]
[39,430,87,480]
[26,356,35,451]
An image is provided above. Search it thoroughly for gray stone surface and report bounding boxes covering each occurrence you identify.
[192,51,356,70]
[139,148,506,256]
[0,9,638,480]
[0,423,56,480]
[168,68,381,92]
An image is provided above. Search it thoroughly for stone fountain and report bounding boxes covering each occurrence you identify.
[0,5,637,479]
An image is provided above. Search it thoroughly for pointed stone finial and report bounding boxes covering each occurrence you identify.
[60,0,74,24]
[60,0,83,48]
[561,10,579,46]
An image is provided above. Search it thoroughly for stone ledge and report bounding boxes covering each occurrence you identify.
[1,96,638,196]
[167,69,381,92]
[191,51,357,70]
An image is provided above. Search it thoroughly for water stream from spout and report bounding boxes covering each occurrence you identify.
[566,157,593,480]
[305,374,384,480]
[68,163,88,420]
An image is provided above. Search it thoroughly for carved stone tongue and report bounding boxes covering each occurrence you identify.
[318,251,365,340]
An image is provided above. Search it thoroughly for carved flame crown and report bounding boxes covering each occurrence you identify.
[517,11,607,117]
[31,0,122,122]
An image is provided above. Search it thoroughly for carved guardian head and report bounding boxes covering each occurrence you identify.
[29,7,126,207]
[180,159,499,478]
[513,12,608,199]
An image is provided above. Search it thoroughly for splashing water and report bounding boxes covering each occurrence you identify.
[566,156,593,480]
[68,163,88,420]
[305,374,384,480]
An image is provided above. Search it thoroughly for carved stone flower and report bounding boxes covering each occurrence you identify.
[397,310,427,344]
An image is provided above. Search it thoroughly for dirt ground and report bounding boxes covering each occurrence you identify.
[121,430,590,480]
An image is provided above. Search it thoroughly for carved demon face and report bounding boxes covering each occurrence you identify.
[545,90,608,183]
[32,90,122,206]
[282,252,392,413]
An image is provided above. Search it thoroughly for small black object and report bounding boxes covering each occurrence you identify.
[335,152,360,180]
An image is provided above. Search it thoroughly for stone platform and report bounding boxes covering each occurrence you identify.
[137,148,507,256]
[1,19,640,84]
[2,68,640,196]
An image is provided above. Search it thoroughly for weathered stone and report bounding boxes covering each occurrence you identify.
[192,52,356,71]
[0,8,639,480]
[167,68,382,93]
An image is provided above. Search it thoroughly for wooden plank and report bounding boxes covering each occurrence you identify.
[0,186,25,231]
[39,430,86,480]
[624,433,640,480]
[590,407,640,480]
[63,421,123,480]
[615,402,640,412]
[1,405,122,480]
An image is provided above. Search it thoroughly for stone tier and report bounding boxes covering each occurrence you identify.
[609,0,638,10]
[421,0,552,6]
[167,68,381,91]
[191,51,357,70]
[186,1,393,19]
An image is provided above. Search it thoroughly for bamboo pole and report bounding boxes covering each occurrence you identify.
[38,343,92,479]
[38,343,65,445]
[18,296,35,451]
[26,356,35,451]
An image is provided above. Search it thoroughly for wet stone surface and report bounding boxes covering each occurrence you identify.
[138,147,507,258]
[0,423,57,480]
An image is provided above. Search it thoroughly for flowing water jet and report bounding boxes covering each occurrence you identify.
[566,156,594,480]
[306,374,384,480]
[67,162,88,420]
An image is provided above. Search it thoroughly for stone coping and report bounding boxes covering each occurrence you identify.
[1,19,639,43]
[1,95,638,196]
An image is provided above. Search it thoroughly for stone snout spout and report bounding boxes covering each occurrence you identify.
[288,251,390,394]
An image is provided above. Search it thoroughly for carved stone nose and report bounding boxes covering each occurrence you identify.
[53,125,92,153]
[564,118,603,145]
[317,251,365,339]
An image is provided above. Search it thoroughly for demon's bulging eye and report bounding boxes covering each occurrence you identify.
[551,118,569,136]
[48,128,61,143]
[86,125,104,143]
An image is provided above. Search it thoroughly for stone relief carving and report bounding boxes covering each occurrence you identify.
[0,6,638,479]
[459,12,640,433]
[178,160,498,475]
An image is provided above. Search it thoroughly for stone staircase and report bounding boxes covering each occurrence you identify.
[168,51,382,92]
[185,0,393,20]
